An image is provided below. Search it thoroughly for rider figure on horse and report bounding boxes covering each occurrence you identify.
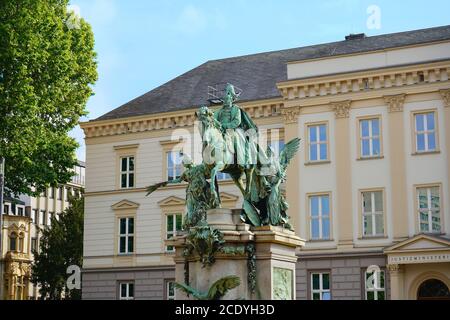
[213,84,258,168]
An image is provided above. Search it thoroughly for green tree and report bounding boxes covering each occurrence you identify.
[31,195,84,299]
[0,0,97,196]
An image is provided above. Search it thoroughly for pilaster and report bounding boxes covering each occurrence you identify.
[384,94,408,241]
[331,101,353,249]
[281,106,301,235]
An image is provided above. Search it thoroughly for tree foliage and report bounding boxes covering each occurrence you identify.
[0,0,97,196]
[31,195,84,300]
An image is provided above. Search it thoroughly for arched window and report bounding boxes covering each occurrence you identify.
[9,232,17,251]
[19,232,25,252]
[417,279,450,300]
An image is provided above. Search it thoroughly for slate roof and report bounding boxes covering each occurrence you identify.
[96,25,450,121]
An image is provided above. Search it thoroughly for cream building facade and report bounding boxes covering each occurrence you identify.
[81,26,450,300]
[0,161,85,299]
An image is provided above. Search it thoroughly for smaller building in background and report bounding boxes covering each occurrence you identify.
[0,160,85,300]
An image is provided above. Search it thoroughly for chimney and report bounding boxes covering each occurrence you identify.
[345,33,366,41]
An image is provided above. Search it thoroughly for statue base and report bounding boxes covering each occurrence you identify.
[167,209,305,300]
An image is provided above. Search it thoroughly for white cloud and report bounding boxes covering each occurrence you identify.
[174,4,228,35]
[212,9,227,31]
[176,5,208,35]
[71,0,117,26]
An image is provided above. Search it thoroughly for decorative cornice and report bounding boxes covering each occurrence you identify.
[277,61,450,102]
[331,100,351,118]
[281,106,301,124]
[81,102,284,139]
[384,94,406,113]
[440,89,450,107]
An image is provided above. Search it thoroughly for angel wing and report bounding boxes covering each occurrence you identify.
[279,138,301,170]
[173,282,207,300]
[207,275,240,300]
[146,181,169,196]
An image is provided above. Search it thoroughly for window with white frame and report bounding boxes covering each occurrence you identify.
[32,209,38,224]
[267,128,285,157]
[48,212,54,226]
[167,151,183,181]
[39,210,45,226]
[309,195,331,240]
[118,217,134,254]
[120,156,135,188]
[17,206,24,216]
[65,187,71,202]
[415,112,437,152]
[417,186,441,233]
[362,191,384,237]
[166,214,182,252]
[365,270,385,300]
[166,281,176,300]
[308,124,328,162]
[119,282,134,300]
[31,238,38,253]
[360,118,381,157]
[311,273,331,300]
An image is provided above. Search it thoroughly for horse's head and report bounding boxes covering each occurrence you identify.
[195,106,211,121]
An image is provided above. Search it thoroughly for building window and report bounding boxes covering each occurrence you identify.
[309,195,331,240]
[17,207,24,216]
[414,112,437,153]
[362,191,384,237]
[120,156,135,188]
[49,187,54,199]
[307,124,328,162]
[166,214,182,252]
[3,204,10,215]
[18,233,25,252]
[267,128,285,156]
[39,210,46,226]
[48,212,54,226]
[41,189,47,197]
[417,186,441,233]
[167,152,183,181]
[365,270,385,300]
[118,217,134,254]
[57,187,62,200]
[166,281,176,300]
[311,273,331,300]
[360,118,381,158]
[9,232,18,251]
[31,238,38,253]
[32,209,38,224]
[119,282,134,300]
[65,187,71,202]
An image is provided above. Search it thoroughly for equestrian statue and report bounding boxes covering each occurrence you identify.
[147,84,300,229]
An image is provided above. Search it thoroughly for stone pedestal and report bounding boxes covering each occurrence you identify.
[167,209,305,300]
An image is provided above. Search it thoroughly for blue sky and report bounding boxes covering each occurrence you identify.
[70,0,450,160]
